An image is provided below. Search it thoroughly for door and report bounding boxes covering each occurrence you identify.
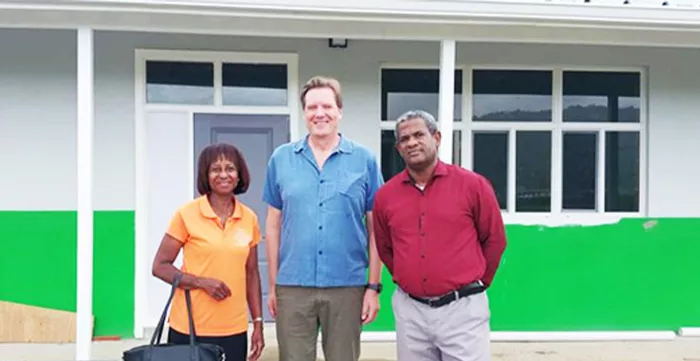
[193,113,289,321]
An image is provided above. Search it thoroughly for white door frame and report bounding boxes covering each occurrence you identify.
[133,48,300,338]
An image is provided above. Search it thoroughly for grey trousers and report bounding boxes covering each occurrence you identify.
[275,285,365,361]
[393,287,492,361]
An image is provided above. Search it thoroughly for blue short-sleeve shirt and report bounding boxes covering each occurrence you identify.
[262,134,384,287]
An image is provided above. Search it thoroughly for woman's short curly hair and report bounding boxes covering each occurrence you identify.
[196,143,251,196]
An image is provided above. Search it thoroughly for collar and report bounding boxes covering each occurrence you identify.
[400,159,449,184]
[293,133,353,154]
[197,195,243,220]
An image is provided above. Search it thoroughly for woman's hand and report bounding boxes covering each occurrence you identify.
[248,324,264,361]
[195,277,231,301]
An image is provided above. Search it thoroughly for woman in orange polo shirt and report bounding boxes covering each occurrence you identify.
[152,143,264,361]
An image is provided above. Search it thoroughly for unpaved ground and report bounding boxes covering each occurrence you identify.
[2,337,699,361]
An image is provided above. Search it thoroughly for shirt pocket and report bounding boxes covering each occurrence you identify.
[328,171,366,214]
[338,171,365,198]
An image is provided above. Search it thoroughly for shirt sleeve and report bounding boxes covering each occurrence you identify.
[365,153,385,212]
[372,193,394,275]
[262,152,283,210]
[166,210,189,244]
[473,175,507,287]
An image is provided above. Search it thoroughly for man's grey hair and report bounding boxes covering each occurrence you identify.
[394,110,439,140]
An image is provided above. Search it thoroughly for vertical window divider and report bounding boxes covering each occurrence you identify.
[597,129,607,213]
[638,67,649,216]
[551,68,564,215]
[213,61,223,106]
[507,128,516,214]
[462,66,473,170]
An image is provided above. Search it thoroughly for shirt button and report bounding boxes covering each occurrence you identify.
[320,180,324,184]
[319,202,323,207]
[422,278,427,282]
[318,251,323,255]
[318,225,323,230]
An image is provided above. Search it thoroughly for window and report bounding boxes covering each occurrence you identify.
[472,132,507,209]
[380,68,464,179]
[379,66,645,216]
[222,63,288,106]
[146,61,214,105]
[145,60,289,107]
[473,70,552,122]
[472,68,643,214]
[381,68,462,121]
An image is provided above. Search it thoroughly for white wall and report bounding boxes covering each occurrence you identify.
[0,29,698,216]
[0,30,77,210]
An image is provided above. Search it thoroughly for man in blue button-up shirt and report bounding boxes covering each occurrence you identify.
[263,76,384,361]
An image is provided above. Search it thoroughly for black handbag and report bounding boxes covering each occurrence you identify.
[123,273,225,361]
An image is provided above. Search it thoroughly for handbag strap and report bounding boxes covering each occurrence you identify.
[150,272,202,347]
[184,286,198,345]
[150,272,182,345]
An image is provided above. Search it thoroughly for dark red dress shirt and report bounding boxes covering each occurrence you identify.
[372,161,507,298]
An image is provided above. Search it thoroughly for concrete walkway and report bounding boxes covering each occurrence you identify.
[2,336,699,361]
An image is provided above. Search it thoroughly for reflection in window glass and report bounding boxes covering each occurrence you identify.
[516,131,551,212]
[146,61,214,105]
[563,132,597,210]
[473,132,508,210]
[222,63,288,106]
[380,129,461,182]
[563,71,640,123]
[380,130,405,182]
[473,70,552,122]
[381,69,462,121]
[605,132,640,212]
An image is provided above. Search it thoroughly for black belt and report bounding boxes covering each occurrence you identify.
[408,281,485,308]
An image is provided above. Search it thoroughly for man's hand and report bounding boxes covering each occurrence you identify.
[361,288,380,325]
[267,290,277,318]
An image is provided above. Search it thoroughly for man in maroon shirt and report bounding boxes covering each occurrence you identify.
[372,110,506,361]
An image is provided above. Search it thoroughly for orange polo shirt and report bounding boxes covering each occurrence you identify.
[166,195,261,336]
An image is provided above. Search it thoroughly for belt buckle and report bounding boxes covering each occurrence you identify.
[427,298,438,308]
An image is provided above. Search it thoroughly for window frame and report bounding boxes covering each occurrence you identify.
[379,64,648,223]
[142,50,295,114]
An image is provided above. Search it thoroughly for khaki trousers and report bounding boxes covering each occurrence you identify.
[275,285,365,361]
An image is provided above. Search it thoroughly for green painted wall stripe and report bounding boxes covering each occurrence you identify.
[94,211,135,337]
[0,212,78,312]
[365,218,700,332]
[0,211,134,338]
[2,215,698,336]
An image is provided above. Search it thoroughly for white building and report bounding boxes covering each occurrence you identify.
[2,0,700,358]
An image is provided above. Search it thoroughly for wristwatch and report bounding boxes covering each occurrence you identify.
[366,283,383,294]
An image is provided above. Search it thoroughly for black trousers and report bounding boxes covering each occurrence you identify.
[168,327,247,361]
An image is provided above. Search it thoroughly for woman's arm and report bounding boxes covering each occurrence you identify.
[245,246,264,321]
[152,234,231,300]
[152,234,197,288]
[246,245,265,360]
